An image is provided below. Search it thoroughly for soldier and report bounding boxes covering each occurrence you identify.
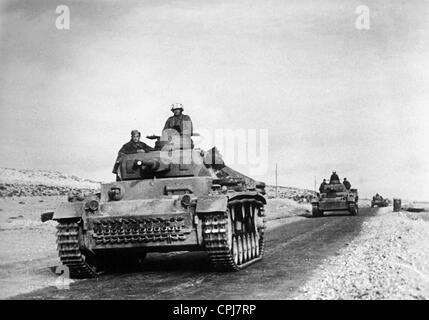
[163,103,193,137]
[319,179,327,193]
[329,171,340,184]
[343,177,351,190]
[112,130,154,174]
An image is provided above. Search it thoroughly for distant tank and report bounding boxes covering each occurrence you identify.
[53,129,266,278]
[311,181,359,217]
[371,194,389,208]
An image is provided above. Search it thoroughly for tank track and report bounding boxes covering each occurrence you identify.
[202,199,265,271]
[57,221,100,279]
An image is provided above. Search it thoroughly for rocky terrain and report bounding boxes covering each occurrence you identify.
[265,185,315,202]
[0,167,315,201]
[0,168,100,197]
[294,208,429,299]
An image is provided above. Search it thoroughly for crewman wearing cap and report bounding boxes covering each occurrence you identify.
[112,130,154,174]
[163,103,193,137]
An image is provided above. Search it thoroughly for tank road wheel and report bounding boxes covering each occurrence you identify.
[56,220,101,279]
[246,235,251,260]
[247,234,253,260]
[202,198,265,271]
[232,236,240,265]
[244,234,251,262]
[240,236,246,264]
[250,234,256,259]
[237,235,244,265]
[253,233,260,257]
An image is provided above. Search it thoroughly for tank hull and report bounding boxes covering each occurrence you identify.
[318,199,350,211]
[54,178,266,278]
[371,199,389,207]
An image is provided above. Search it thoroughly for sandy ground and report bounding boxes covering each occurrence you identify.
[0,196,62,299]
[0,195,311,299]
[294,207,429,299]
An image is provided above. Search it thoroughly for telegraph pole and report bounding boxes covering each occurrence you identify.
[275,163,278,198]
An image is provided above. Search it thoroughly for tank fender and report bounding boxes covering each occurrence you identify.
[228,192,267,205]
[196,195,228,214]
[53,202,85,220]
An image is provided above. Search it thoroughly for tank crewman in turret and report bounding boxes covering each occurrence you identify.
[163,103,193,137]
[343,177,351,190]
[112,130,154,174]
[319,179,327,193]
[329,171,340,184]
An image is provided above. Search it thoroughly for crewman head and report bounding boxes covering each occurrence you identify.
[171,103,184,116]
[130,130,141,143]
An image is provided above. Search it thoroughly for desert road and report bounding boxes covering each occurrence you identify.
[9,206,376,300]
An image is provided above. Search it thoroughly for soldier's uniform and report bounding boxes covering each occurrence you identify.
[329,172,340,184]
[112,134,154,174]
[118,140,154,155]
[163,114,193,136]
[343,180,351,190]
[319,181,327,193]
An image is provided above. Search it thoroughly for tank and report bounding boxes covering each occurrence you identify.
[393,198,402,212]
[53,129,267,278]
[371,194,389,207]
[311,181,359,217]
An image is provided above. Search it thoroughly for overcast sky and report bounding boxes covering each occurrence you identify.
[1,0,428,200]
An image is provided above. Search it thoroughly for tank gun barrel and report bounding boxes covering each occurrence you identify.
[146,135,160,140]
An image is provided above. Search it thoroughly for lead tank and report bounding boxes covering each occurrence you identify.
[53,130,267,278]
